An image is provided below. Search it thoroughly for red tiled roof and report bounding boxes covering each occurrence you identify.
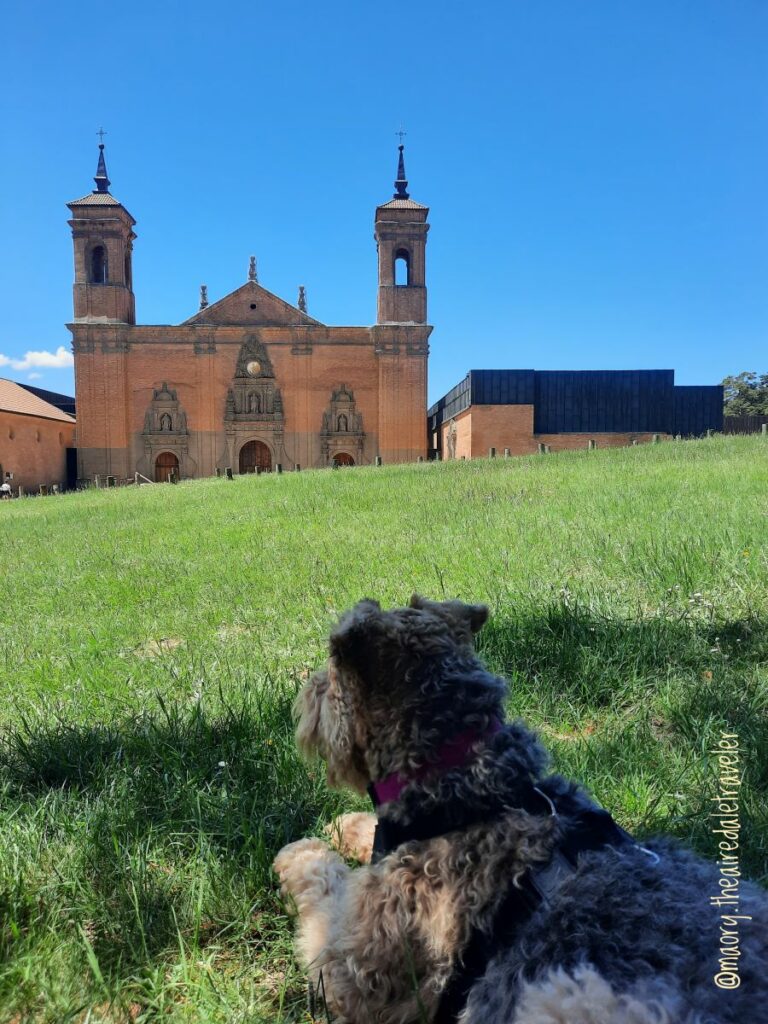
[377,198,429,210]
[0,378,75,423]
[67,192,123,207]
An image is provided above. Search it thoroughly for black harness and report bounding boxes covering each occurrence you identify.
[368,782,640,1024]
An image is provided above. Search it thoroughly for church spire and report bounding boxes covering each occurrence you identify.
[93,143,111,194]
[393,144,409,200]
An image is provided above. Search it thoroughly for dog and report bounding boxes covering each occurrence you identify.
[273,596,767,1024]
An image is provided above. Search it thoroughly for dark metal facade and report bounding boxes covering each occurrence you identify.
[533,370,674,434]
[672,387,724,436]
[428,369,723,443]
[723,415,768,434]
[470,369,535,407]
[19,383,76,418]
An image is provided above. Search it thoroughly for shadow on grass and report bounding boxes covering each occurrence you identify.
[1,603,766,984]
[479,600,768,704]
[479,602,768,881]
[0,681,345,985]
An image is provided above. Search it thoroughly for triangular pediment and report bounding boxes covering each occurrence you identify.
[181,281,323,327]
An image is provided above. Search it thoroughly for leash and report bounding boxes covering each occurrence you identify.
[431,802,647,1024]
[309,722,661,1024]
[366,725,660,1024]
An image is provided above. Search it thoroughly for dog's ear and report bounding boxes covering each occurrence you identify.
[410,593,489,636]
[329,599,382,668]
[465,603,489,633]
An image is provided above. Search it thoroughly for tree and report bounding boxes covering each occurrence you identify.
[721,372,768,416]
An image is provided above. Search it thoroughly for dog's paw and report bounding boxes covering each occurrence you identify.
[273,837,328,884]
[325,812,377,863]
[273,838,345,904]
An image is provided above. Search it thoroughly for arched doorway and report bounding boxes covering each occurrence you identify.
[332,452,355,467]
[155,451,179,482]
[239,440,272,474]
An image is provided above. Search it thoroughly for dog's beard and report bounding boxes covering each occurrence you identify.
[296,662,370,793]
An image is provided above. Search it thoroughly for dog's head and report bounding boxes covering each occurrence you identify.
[295,595,503,792]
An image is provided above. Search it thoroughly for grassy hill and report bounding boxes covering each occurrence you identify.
[1,435,767,1022]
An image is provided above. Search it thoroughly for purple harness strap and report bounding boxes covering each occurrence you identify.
[370,719,502,806]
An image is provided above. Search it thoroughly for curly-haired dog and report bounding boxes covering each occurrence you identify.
[274,597,767,1024]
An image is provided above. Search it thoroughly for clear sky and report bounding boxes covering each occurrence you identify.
[0,1,765,404]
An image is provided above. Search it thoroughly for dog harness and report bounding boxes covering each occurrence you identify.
[367,724,658,1024]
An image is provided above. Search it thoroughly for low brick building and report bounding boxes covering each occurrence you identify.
[67,144,431,482]
[428,370,723,459]
[0,379,76,493]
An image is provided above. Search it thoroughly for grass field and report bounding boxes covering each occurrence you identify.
[1,435,767,1022]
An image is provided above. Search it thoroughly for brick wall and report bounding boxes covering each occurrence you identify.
[0,411,75,492]
[441,405,538,458]
[72,324,428,479]
[534,431,670,451]
[439,404,670,460]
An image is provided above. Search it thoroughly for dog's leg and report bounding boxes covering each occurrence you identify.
[273,838,349,970]
[325,811,378,863]
[275,837,454,1023]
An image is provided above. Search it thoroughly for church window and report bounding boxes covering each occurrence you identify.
[337,414,348,432]
[90,245,108,284]
[160,413,172,431]
[394,248,410,286]
[124,252,132,288]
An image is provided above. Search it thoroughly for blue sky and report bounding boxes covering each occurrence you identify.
[0,1,765,404]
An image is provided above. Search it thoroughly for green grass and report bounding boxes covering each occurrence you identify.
[0,435,766,1022]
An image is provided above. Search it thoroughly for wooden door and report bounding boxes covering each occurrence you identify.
[155,451,179,482]
[239,440,272,474]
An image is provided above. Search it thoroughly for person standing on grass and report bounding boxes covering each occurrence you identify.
[0,481,11,499]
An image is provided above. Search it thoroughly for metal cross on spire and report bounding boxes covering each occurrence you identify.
[93,130,111,193]
[393,127,409,200]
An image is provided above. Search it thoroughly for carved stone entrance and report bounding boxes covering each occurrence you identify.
[320,384,365,466]
[140,383,195,479]
[239,440,272,474]
[224,335,287,469]
[155,451,179,482]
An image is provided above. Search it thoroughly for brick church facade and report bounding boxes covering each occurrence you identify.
[67,145,430,482]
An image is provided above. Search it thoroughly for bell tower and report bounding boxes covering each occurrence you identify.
[374,145,429,324]
[67,144,136,323]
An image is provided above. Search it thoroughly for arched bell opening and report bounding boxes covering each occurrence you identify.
[90,245,108,284]
[394,248,410,286]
